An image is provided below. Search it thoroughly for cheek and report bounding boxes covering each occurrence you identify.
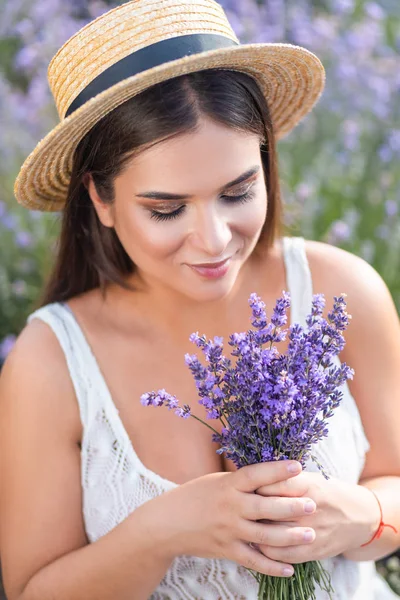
[116,210,184,261]
[142,225,184,259]
[234,194,267,237]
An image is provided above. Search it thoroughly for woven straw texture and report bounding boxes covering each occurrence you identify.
[14,0,325,212]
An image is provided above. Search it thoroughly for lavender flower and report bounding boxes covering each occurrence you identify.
[142,292,353,475]
[0,335,16,361]
[142,292,353,599]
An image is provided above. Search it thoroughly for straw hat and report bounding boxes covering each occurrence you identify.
[14,0,325,212]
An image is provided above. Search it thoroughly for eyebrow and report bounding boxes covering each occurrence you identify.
[135,166,261,200]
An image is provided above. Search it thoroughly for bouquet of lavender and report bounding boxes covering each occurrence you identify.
[141,291,354,600]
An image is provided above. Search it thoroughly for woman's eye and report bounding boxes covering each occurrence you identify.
[150,206,185,222]
[149,188,256,222]
[222,189,256,204]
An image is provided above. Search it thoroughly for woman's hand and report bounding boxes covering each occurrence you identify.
[254,471,380,563]
[141,461,320,578]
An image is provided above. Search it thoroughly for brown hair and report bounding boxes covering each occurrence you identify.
[40,69,283,306]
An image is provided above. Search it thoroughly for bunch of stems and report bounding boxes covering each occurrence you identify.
[247,560,333,600]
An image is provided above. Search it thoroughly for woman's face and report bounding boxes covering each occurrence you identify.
[90,116,268,303]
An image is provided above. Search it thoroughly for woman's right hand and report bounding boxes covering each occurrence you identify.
[138,460,317,578]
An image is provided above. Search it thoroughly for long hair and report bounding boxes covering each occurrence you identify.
[40,69,283,306]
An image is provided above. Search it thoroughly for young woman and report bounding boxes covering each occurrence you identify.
[1,0,399,598]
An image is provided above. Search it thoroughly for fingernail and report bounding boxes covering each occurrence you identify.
[304,500,316,513]
[283,567,294,577]
[287,462,301,474]
[303,530,314,542]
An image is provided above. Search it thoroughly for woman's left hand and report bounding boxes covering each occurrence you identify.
[254,470,380,563]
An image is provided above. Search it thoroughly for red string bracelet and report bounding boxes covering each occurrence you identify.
[361,489,398,547]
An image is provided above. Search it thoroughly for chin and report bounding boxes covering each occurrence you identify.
[185,288,233,304]
[181,274,239,303]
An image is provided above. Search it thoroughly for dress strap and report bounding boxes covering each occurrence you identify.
[282,236,313,327]
[27,302,99,429]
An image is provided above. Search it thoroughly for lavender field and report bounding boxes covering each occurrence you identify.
[0,0,399,596]
[1,0,399,364]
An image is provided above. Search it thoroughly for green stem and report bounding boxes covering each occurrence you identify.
[255,561,333,600]
[189,414,221,435]
[219,416,228,429]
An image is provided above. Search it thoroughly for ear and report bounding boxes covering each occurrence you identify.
[83,173,115,228]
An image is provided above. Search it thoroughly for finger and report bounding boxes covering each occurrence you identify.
[235,461,302,493]
[241,494,317,521]
[240,522,316,548]
[256,473,310,498]
[259,543,314,565]
[235,541,295,578]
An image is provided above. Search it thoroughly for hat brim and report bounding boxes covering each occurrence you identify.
[14,43,325,211]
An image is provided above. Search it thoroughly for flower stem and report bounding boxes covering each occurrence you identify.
[189,414,221,435]
[256,561,333,600]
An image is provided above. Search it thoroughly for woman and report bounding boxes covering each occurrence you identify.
[1,0,399,598]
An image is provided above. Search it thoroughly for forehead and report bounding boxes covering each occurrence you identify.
[119,117,262,193]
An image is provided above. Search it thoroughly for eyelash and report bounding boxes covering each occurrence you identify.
[149,189,256,222]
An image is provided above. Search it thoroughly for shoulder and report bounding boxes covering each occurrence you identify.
[304,238,384,293]
[302,239,400,402]
[5,306,66,373]
[303,239,396,325]
[0,307,82,444]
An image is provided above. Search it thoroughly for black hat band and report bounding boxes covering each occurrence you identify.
[65,33,239,117]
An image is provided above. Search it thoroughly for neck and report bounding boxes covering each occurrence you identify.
[104,252,268,342]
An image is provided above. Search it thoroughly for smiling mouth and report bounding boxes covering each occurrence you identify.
[190,257,230,268]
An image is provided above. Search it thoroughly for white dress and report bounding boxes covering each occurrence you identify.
[27,236,398,599]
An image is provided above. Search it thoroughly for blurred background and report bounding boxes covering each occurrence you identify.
[0,0,399,596]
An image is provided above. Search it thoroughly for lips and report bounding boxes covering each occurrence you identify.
[191,257,230,268]
[188,256,232,280]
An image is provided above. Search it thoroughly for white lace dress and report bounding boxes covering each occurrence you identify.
[27,236,398,599]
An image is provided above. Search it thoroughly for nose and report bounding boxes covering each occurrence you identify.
[190,204,232,257]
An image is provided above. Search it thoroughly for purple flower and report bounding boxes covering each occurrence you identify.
[15,231,33,249]
[14,45,40,73]
[0,335,16,361]
[0,201,6,219]
[1,213,18,231]
[327,220,352,244]
[140,389,190,418]
[142,292,353,476]
[334,0,355,15]
[364,2,386,21]
[248,292,289,345]
[385,200,398,218]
